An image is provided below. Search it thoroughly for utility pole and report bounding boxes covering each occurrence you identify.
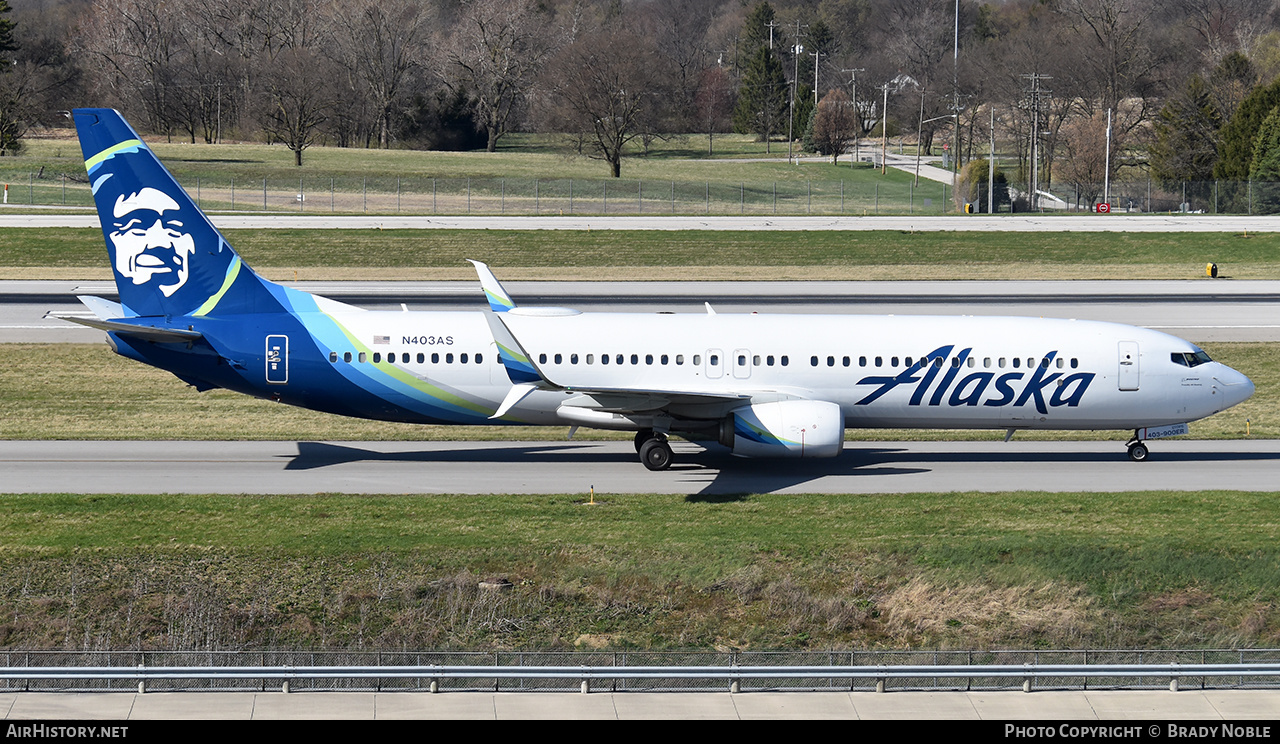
[787,20,808,166]
[766,20,776,49]
[953,0,961,182]
[879,83,891,175]
[1021,73,1051,211]
[843,68,865,167]
[811,51,823,105]
[988,105,995,214]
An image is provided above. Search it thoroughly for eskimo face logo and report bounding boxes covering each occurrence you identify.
[108,187,197,297]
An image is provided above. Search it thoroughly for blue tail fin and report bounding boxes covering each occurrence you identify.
[74,108,265,318]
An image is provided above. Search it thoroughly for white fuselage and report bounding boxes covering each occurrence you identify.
[315,306,1253,432]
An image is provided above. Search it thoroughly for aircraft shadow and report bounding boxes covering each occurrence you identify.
[283,441,637,470]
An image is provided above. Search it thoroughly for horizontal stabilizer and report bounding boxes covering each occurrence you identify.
[63,315,204,343]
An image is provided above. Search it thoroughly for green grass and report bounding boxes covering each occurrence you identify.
[0,342,1271,441]
[2,228,1278,281]
[0,489,1276,650]
[7,131,899,185]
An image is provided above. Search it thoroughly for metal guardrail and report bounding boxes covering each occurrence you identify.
[4,662,1280,694]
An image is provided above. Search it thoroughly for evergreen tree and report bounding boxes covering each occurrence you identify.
[1249,106,1280,213]
[0,1,15,67]
[739,2,777,69]
[1149,74,1222,189]
[732,46,788,151]
[1214,76,1280,181]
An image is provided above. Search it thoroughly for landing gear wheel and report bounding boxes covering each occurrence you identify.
[639,437,673,471]
[1127,442,1149,462]
[634,429,658,453]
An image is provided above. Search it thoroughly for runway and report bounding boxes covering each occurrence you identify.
[3,439,1277,495]
[6,279,1280,343]
[3,212,1280,231]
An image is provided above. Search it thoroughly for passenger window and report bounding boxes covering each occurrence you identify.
[329,352,338,363]
[571,354,579,365]
[934,357,944,368]
[539,353,547,364]
[781,356,789,366]
[875,356,882,367]
[891,356,899,367]
[753,355,760,366]
[951,357,961,368]
[344,352,352,363]
[1040,357,1049,368]
[476,353,483,364]
[431,353,439,363]
[602,354,609,365]
[1071,358,1078,369]
[617,354,624,365]
[358,352,367,363]
[859,356,867,367]
[984,357,991,368]
[631,354,639,365]
[711,354,720,366]
[1056,358,1064,368]
[693,355,701,365]
[767,355,774,366]
[587,354,594,364]
[555,354,563,364]
[998,357,1005,368]
[842,356,850,367]
[738,355,746,366]
[646,354,653,365]
[967,357,976,368]
[1013,357,1020,368]
[417,353,424,364]
[676,355,684,365]
[460,353,469,364]
[811,356,819,367]
[372,352,381,363]
[661,354,669,365]
[905,357,913,367]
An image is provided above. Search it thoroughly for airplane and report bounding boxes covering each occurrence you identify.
[66,108,1255,470]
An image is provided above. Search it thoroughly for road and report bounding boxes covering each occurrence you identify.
[5,689,1280,720]
[2,212,1280,231]
[2,439,1276,495]
[6,279,1280,343]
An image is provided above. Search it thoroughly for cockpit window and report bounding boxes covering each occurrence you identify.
[1171,351,1213,367]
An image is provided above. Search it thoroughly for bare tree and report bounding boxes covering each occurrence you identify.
[258,46,332,165]
[328,0,431,149]
[449,0,553,152]
[539,26,673,177]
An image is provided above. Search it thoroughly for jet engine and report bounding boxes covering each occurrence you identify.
[719,400,844,458]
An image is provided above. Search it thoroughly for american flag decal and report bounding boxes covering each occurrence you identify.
[373,335,390,345]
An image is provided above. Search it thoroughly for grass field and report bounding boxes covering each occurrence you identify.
[0,489,1276,650]
[2,228,1277,281]
[0,342,1270,441]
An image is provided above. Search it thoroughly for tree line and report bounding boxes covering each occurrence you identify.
[3,0,1280,190]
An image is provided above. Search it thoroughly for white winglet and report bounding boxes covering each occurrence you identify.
[491,382,538,420]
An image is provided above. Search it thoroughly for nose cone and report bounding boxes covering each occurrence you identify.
[1215,364,1255,409]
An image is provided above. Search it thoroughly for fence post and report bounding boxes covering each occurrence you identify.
[840,180,844,213]
[570,179,574,214]
[331,178,334,212]
[501,178,505,214]
[29,172,32,204]
[62,174,65,205]
[397,178,401,213]
[263,178,266,210]
[875,182,878,214]
[773,181,776,214]
[637,179,641,214]
[603,181,607,213]
[433,178,436,214]
[467,177,471,214]
[740,182,744,213]
[231,179,235,210]
[196,176,200,207]
[299,177,303,211]
[535,178,539,214]
[807,180,811,214]
[671,180,675,213]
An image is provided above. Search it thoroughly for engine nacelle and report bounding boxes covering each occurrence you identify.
[720,400,844,458]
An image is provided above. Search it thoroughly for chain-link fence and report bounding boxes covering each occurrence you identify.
[0,171,958,216]
[3,648,1278,693]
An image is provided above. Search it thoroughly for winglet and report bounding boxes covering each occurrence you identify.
[467,259,517,313]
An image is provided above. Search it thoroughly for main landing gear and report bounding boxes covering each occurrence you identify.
[635,429,673,471]
[1126,431,1149,462]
